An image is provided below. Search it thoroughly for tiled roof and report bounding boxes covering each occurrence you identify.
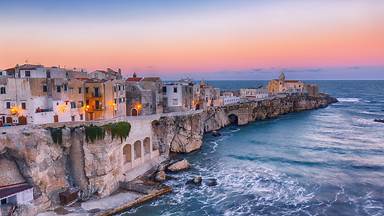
[127,77,143,82]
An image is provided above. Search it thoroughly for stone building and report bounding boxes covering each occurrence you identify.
[126,73,163,116]
[163,79,194,112]
[88,68,123,80]
[192,81,221,110]
[268,72,305,94]
[305,84,320,96]
[0,64,92,125]
[83,78,126,120]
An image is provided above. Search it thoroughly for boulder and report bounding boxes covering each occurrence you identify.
[186,176,202,186]
[167,159,191,172]
[205,178,218,186]
[154,170,166,182]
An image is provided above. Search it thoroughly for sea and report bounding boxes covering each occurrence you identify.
[123,80,384,216]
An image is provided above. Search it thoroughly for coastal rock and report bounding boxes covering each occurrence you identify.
[186,176,202,186]
[204,178,218,186]
[154,170,166,182]
[212,131,221,137]
[167,159,191,172]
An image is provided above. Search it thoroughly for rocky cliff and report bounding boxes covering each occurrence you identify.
[0,93,336,215]
[153,94,337,153]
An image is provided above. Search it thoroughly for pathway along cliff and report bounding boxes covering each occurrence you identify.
[0,93,337,215]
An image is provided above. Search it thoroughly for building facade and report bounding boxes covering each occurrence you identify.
[163,80,194,112]
[240,88,269,100]
[268,72,305,94]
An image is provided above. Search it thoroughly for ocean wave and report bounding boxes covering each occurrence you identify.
[337,98,361,103]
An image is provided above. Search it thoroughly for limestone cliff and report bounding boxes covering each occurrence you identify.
[152,94,337,153]
[0,93,336,215]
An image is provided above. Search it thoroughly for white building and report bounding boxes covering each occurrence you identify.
[240,88,269,100]
[0,183,33,206]
[163,80,194,112]
[221,96,240,105]
[0,65,86,126]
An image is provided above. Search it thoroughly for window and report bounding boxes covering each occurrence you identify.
[43,85,47,92]
[0,87,5,94]
[71,116,75,121]
[1,198,6,205]
[173,87,177,93]
[25,71,31,77]
[80,114,83,120]
[85,87,89,93]
[6,102,11,109]
[0,72,2,76]
[114,99,117,104]
[113,86,116,92]
[56,86,61,93]
[21,102,26,110]
[79,101,84,107]
[94,87,99,97]
[64,84,68,92]
[118,85,121,91]
[78,87,82,94]
[46,70,51,78]
[95,100,100,110]
[71,102,76,109]
[162,86,167,93]
[86,99,89,105]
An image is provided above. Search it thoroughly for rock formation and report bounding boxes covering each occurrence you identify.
[0,93,336,215]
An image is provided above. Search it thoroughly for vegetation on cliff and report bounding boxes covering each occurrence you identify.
[85,122,131,143]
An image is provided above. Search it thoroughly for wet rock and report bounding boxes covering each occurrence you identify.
[186,176,202,186]
[212,131,221,137]
[205,178,218,186]
[167,159,191,172]
[154,170,166,182]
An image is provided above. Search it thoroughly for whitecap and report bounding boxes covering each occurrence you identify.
[337,98,360,103]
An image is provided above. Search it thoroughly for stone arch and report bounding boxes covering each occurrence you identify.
[131,108,138,116]
[143,137,150,155]
[123,144,132,163]
[228,113,239,125]
[134,140,142,159]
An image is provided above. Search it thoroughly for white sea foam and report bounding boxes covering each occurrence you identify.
[337,98,360,103]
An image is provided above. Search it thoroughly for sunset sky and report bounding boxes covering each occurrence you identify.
[0,0,383,79]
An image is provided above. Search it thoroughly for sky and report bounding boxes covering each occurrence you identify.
[0,0,383,79]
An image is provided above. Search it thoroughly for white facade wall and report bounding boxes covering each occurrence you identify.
[164,84,183,107]
[240,88,269,99]
[16,188,34,204]
[222,96,240,105]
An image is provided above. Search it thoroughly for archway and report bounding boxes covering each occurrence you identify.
[131,108,138,116]
[228,113,239,125]
[143,137,150,155]
[134,140,141,159]
[123,144,132,163]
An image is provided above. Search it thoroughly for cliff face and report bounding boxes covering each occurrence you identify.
[153,94,337,153]
[0,93,336,214]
